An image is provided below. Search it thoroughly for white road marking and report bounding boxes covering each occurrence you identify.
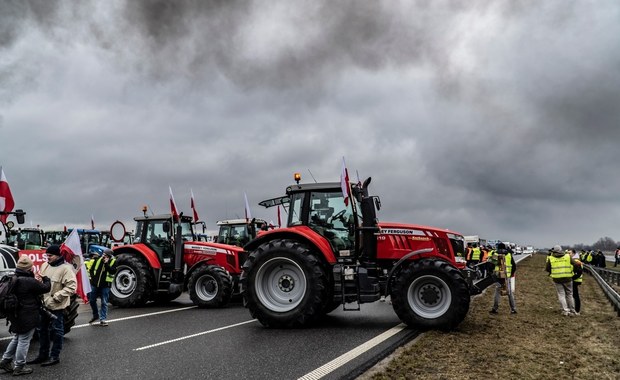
[297,323,407,380]
[0,306,198,341]
[133,319,258,351]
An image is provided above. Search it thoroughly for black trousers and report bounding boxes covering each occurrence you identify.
[573,281,581,313]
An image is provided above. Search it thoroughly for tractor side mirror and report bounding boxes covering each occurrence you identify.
[373,196,381,211]
[15,210,25,225]
[163,221,170,233]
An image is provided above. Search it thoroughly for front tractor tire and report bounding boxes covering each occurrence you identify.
[188,265,233,308]
[391,259,470,331]
[241,239,328,328]
[110,254,155,307]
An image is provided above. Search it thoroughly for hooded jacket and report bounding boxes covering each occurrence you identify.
[8,268,51,333]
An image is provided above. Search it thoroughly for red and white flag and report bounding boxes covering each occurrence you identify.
[90,214,95,229]
[244,192,252,221]
[340,157,351,206]
[190,189,200,223]
[169,186,179,221]
[60,228,92,303]
[0,167,15,224]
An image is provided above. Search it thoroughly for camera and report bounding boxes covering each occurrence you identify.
[40,307,58,320]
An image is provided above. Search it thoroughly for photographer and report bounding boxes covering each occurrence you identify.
[88,248,116,326]
[27,245,76,367]
[0,255,51,376]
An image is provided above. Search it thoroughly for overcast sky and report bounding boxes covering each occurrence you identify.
[1,1,619,248]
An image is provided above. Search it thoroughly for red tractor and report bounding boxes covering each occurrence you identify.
[240,175,478,330]
[109,212,249,308]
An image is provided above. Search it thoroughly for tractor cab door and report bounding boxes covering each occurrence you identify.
[146,221,175,269]
[305,191,357,257]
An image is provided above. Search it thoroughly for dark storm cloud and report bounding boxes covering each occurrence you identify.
[1,1,619,247]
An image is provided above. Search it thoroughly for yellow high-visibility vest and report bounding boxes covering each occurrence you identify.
[549,254,573,279]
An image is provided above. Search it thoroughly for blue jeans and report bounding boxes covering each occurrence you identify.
[2,328,36,366]
[89,286,110,321]
[38,309,64,360]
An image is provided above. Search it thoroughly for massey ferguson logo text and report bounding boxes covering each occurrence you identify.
[185,244,218,255]
[381,229,431,241]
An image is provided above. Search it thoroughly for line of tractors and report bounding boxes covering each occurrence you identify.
[2,174,490,331]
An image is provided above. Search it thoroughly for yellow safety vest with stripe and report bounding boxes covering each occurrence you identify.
[549,254,573,279]
[471,247,481,261]
[92,257,116,283]
[494,253,513,277]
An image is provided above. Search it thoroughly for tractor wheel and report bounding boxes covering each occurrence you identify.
[63,295,79,335]
[241,239,328,328]
[110,254,154,307]
[391,259,470,331]
[188,265,233,308]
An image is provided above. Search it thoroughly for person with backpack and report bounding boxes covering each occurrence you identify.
[0,255,51,376]
[26,245,76,367]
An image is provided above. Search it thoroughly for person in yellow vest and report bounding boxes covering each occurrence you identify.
[545,245,578,316]
[88,249,117,326]
[467,243,481,267]
[489,242,517,315]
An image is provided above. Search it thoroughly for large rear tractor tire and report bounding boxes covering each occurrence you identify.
[110,254,154,307]
[241,239,328,328]
[188,265,233,308]
[391,259,470,331]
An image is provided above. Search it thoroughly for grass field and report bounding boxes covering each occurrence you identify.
[362,254,620,379]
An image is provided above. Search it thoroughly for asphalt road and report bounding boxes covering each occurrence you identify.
[0,296,417,380]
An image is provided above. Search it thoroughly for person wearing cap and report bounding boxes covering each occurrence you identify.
[27,245,77,367]
[87,248,117,326]
[0,255,51,376]
[545,244,579,316]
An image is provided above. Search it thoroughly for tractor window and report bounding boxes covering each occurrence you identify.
[289,193,305,226]
[308,191,354,253]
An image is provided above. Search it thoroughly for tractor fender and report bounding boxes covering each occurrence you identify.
[184,258,217,284]
[385,248,459,295]
[112,244,162,270]
[244,227,337,264]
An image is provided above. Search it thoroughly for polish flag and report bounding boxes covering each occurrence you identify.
[60,228,92,303]
[169,186,179,221]
[340,157,351,206]
[244,192,252,221]
[0,167,15,224]
[190,189,200,223]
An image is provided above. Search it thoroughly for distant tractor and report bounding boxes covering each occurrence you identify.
[6,227,45,250]
[240,174,477,330]
[215,218,267,246]
[109,213,248,308]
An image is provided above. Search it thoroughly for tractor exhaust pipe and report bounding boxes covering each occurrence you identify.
[169,223,184,296]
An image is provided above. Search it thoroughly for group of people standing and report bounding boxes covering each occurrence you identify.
[546,246,584,316]
[0,244,116,376]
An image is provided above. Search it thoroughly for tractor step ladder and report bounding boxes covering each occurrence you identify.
[336,261,361,311]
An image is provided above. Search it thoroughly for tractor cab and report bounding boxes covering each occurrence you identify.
[7,227,45,250]
[133,214,194,269]
[44,231,67,246]
[215,218,266,247]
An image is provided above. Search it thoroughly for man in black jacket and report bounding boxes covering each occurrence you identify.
[0,255,51,376]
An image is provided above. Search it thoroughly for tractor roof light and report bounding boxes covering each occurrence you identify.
[142,205,148,217]
[294,172,301,184]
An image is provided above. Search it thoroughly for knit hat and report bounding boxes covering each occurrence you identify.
[46,244,61,256]
[16,255,33,271]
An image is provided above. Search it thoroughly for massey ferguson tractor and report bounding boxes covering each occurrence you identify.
[109,211,248,308]
[240,174,477,330]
